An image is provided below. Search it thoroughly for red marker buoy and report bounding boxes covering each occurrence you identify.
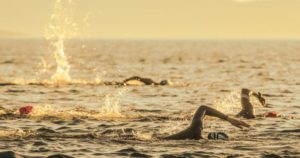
[265,111,278,118]
[19,105,33,115]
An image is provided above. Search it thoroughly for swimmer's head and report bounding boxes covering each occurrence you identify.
[207,132,229,140]
[159,80,169,85]
[241,88,251,95]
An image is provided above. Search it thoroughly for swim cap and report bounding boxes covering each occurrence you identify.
[160,80,168,85]
[19,105,33,115]
[207,132,229,140]
[265,112,278,118]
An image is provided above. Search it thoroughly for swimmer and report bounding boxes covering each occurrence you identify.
[122,76,170,86]
[163,88,266,140]
[237,88,266,119]
[163,105,250,140]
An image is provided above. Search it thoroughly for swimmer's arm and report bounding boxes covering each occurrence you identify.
[123,76,142,83]
[199,106,250,129]
[196,106,228,120]
[138,78,157,85]
[227,117,250,129]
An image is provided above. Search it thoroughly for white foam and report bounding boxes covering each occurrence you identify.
[100,88,127,117]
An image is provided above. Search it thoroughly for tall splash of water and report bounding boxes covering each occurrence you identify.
[51,38,71,83]
[46,0,77,83]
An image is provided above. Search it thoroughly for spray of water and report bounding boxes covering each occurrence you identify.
[213,90,263,114]
[51,39,71,83]
[213,91,241,114]
[19,88,128,120]
[28,102,128,121]
[100,88,127,117]
[45,0,77,83]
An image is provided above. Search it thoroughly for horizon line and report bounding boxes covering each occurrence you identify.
[1,37,300,41]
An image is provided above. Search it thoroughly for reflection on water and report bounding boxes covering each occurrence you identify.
[0,40,299,157]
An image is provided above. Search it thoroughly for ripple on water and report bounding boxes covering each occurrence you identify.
[116,147,151,158]
[0,151,16,158]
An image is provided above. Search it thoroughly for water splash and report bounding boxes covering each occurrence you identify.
[10,88,129,120]
[213,91,241,114]
[100,88,127,117]
[213,90,263,114]
[51,39,71,83]
[45,0,77,84]
[30,104,58,118]
[27,104,129,121]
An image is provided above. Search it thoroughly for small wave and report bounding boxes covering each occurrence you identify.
[0,78,104,86]
[0,151,17,158]
[0,106,188,122]
[0,79,142,86]
[263,93,285,97]
[0,129,32,139]
[30,104,128,121]
[0,150,74,158]
[281,129,300,133]
[0,104,133,121]
[0,59,16,64]
[5,89,26,93]
[0,78,188,87]
[0,127,148,141]
[47,154,74,158]
[116,147,151,157]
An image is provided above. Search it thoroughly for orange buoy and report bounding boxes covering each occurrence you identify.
[265,111,278,118]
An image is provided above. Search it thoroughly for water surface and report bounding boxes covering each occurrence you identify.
[0,39,299,157]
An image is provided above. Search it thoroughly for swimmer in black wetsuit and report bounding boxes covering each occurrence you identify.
[103,76,169,86]
[163,105,250,140]
[237,88,266,119]
[163,88,266,140]
[122,76,169,86]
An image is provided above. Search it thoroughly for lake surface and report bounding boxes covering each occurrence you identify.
[0,39,299,158]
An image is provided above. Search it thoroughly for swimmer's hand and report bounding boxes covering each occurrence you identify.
[227,117,250,129]
[252,92,266,106]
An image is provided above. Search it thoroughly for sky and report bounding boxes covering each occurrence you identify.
[0,0,299,39]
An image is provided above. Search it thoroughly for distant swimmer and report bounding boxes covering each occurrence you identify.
[236,88,266,119]
[122,76,170,86]
[163,105,250,140]
[0,105,33,118]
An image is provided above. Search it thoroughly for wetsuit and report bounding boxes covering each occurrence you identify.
[123,76,160,85]
[163,106,228,140]
[237,88,265,119]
